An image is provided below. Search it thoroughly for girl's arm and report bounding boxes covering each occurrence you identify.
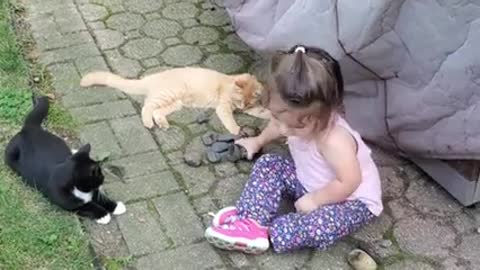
[312,126,361,206]
[235,119,283,159]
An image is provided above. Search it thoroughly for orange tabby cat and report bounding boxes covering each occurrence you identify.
[80,67,267,134]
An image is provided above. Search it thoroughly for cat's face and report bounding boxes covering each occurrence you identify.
[233,74,264,109]
[70,144,104,192]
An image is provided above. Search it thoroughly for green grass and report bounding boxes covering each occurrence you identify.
[0,0,94,269]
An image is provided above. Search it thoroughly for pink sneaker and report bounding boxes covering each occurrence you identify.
[205,218,270,254]
[212,206,239,227]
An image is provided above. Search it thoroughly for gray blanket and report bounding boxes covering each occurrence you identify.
[225,0,480,159]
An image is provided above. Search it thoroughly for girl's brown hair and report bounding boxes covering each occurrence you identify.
[263,45,344,125]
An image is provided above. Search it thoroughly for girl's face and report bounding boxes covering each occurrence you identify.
[267,93,321,139]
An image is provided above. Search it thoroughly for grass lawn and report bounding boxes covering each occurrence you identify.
[0,0,94,269]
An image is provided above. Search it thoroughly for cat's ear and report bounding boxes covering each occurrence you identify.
[72,144,91,159]
[234,74,251,88]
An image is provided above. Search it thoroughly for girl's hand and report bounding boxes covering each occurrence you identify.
[235,137,262,160]
[294,193,319,214]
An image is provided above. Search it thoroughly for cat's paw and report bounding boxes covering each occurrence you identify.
[142,117,155,129]
[113,202,127,215]
[153,112,169,128]
[96,214,111,224]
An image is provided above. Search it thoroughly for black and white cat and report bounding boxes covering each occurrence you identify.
[4,95,126,224]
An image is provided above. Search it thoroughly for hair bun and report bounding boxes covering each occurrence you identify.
[294,46,306,53]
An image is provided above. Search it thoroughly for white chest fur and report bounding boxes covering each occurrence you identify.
[72,187,93,203]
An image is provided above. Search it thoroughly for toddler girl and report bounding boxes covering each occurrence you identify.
[205,45,383,254]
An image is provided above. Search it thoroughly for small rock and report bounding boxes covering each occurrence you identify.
[379,239,393,248]
[184,151,203,167]
[196,112,210,124]
[239,126,259,138]
[201,132,217,146]
[33,76,40,83]
[476,227,480,234]
[217,134,238,143]
[211,142,231,153]
[225,144,246,162]
[206,150,221,163]
[347,249,377,270]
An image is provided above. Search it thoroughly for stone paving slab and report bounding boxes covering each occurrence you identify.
[22,0,480,269]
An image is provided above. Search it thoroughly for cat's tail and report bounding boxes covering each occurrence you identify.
[80,71,146,95]
[23,95,49,127]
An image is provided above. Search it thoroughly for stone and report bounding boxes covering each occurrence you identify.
[441,258,468,270]
[110,116,158,155]
[108,151,168,180]
[83,219,129,258]
[370,144,406,166]
[125,29,142,39]
[239,125,259,137]
[135,243,223,269]
[116,202,170,255]
[168,108,208,124]
[34,31,93,51]
[192,195,217,215]
[352,214,392,243]
[164,37,182,46]
[105,171,179,202]
[201,132,217,146]
[213,174,248,206]
[379,239,392,248]
[347,249,378,270]
[214,162,239,178]
[78,4,108,21]
[75,56,110,76]
[92,29,125,50]
[47,63,80,94]
[154,125,186,152]
[106,13,145,32]
[80,122,123,160]
[143,19,183,39]
[142,66,170,76]
[162,3,198,20]
[87,21,105,30]
[385,260,435,270]
[104,50,142,78]
[184,151,203,167]
[206,150,221,163]
[393,215,455,257]
[203,53,245,74]
[54,8,87,33]
[70,100,136,123]
[123,0,164,13]
[153,193,205,245]
[204,44,220,52]
[405,177,462,216]
[211,142,231,153]
[387,198,418,220]
[198,9,229,26]
[142,58,160,68]
[63,87,123,108]
[161,45,203,66]
[308,242,352,269]
[453,234,480,266]
[187,123,209,135]
[166,151,184,166]
[196,112,210,124]
[183,26,219,45]
[223,34,251,52]
[378,167,407,200]
[40,43,100,65]
[256,249,310,270]
[121,38,164,59]
[172,164,216,196]
[182,18,198,27]
[90,0,125,13]
[237,160,253,174]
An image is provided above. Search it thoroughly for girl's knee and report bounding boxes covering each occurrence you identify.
[254,153,291,168]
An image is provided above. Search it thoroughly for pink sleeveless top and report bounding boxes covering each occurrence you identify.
[287,116,383,216]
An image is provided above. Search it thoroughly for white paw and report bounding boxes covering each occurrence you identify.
[113,202,126,215]
[71,149,78,154]
[96,214,111,224]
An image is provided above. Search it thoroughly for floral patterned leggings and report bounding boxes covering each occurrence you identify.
[236,154,375,253]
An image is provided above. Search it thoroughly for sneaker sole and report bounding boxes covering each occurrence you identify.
[205,228,269,254]
[212,206,237,227]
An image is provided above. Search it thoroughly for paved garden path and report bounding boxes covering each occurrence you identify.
[24,0,480,269]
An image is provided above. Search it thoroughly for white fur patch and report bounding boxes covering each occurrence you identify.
[96,214,111,225]
[72,187,93,203]
[71,148,78,154]
[113,202,126,215]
